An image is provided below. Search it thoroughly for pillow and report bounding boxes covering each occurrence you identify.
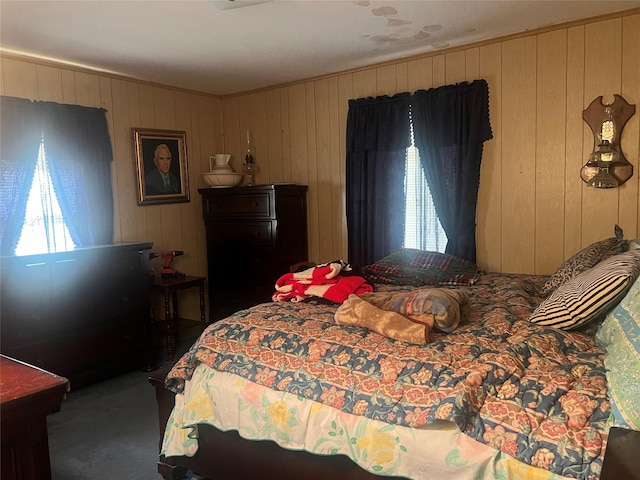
[529,249,640,330]
[540,225,627,296]
[361,248,482,287]
[596,275,640,429]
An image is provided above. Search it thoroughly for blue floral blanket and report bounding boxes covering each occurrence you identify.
[166,273,610,479]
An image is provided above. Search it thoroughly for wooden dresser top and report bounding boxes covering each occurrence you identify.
[0,355,69,408]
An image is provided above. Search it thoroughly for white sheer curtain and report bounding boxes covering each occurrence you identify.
[15,139,74,255]
[404,118,447,252]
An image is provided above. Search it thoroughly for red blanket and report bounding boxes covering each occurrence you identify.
[272,261,372,303]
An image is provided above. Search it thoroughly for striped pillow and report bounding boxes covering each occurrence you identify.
[529,249,640,330]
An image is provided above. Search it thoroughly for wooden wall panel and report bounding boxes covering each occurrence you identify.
[288,84,309,186]
[583,19,624,244]
[621,14,640,237]
[305,82,319,262]
[407,57,433,92]
[564,26,586,261]
[396,61,408,94]
[35,65,63,101]
[2,58,38,98]
[352,69,377,99]
[477,43,503,272]
[60,69,76,103]
[433,54,446,86]
[279,87,293,182]
[2,10,639,302]
[110,79,136,243]
[266,89,285,182]
[250,91,269,183]
[535,30,567,274]
[0,58,5,95]
[445,50,466,84]
[465,48,480,80]
[327,76,344,258]
[193,95,215,271]
[376,64,397,96]
[220,96,241,172]
[337,73,354,257]
[501,36,537,273]
[74,72,101,107]
[127,83,149,243]
[314,78,334,262]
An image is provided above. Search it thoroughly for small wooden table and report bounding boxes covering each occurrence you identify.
[0,355,69,480]
[150,275,206,361]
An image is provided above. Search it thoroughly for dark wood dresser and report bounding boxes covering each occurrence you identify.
[199,184,308,321]
[1,355,69,480]
[0,242,155,388]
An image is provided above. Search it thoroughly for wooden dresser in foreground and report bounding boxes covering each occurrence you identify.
[199,184,308,321]
[1,355,69,480]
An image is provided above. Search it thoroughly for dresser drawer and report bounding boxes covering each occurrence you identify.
[208,221,273,246]
[204,192,272,218]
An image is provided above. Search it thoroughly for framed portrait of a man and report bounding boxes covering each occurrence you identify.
[133,128,190,205]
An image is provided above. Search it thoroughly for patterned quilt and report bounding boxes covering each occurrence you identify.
[166,273,610,479]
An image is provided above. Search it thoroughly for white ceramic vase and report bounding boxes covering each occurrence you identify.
[209,154,233,173]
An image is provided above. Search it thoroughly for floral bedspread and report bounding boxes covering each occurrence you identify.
[166,273,610,479]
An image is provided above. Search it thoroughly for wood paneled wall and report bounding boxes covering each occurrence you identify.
[219,11,640,274]
[2,10,639,319]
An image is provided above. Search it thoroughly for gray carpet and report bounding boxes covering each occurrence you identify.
[47,339,195,480]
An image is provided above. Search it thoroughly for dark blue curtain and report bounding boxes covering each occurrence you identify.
[411,79,493,262]
[0,96,114,255]
[0,97,42,256]
[345,93,411,266]
[40,101,114,247]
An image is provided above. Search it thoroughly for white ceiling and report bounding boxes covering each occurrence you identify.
[1,1,639,96]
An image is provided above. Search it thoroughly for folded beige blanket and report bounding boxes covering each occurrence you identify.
[334,288,468,344]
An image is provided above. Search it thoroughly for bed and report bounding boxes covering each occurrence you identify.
[152,240,640,480]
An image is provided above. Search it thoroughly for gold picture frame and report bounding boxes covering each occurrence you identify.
[133,128,190,205]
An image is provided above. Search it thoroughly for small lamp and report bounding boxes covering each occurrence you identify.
[242,130,259,185]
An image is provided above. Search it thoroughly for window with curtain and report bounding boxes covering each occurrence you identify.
[346,80,492,266]
[0,96,115,257]
[404,116,447,252]
[15,139,75,256]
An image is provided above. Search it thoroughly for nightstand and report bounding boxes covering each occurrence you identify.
[150,275,206,361]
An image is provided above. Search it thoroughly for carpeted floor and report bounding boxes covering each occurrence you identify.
[47,337,195,480]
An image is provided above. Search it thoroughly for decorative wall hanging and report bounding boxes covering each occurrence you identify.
[133,128,190,205]
[581,94,635,188]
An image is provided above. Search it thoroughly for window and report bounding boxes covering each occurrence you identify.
[14,140,75,256]
[0,97,114,257]
[404,119,447,252]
